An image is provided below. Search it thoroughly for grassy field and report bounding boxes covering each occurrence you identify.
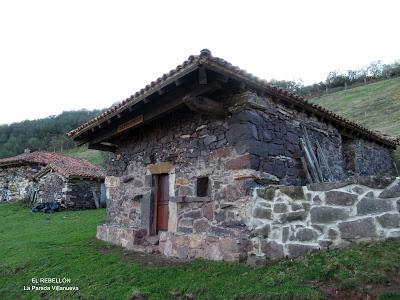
[0,203,399,300]
[63,146,106,167]
[310,77,400,160]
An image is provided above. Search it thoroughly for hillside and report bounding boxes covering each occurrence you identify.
[62,146,106,167]
[310,77,400,161]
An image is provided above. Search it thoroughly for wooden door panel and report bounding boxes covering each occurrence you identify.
[156,174,169,231]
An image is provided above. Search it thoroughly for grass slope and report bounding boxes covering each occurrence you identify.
[1,203,400,299]
[310,77,400,160]
[63,147,105,167]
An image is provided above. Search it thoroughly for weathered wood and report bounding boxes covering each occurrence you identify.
[394,162,399,176]
[169,196,211,203]
[174,78,184,86]
[198,66,207,85]
[88,142,116,153]
[302,126,324,182]
[316,140,333,181]
[300,138,320,183]
[158,87,166,95]
[184,96,226,116]
[300,156,313,184]
[117,115,144,133]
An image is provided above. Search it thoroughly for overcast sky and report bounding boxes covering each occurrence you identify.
[0,0,399,125]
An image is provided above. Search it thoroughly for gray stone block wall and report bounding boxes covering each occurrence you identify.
[36,173,65,204]
[0,165,39,202]
[248,177,400,260]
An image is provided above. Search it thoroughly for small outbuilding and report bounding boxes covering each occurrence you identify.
[0,151,106,209]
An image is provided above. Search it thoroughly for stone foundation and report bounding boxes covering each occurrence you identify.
[97,176,400,262]
[248,177,400,260]
[96,224,250,261]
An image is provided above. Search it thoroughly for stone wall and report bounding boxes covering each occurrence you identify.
[100,108,271,260]
[248,177,400,260]
[35,173,65,203]
[0,164,101,209]
[226,91,346,185]
[228,91,395,185]
[63,178,100,209]
[0,165,39,202]
[343,139,394,176]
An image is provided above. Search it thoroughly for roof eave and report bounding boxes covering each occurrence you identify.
[69,61,201,140]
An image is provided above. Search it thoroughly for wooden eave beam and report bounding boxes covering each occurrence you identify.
[184,96,226,116]
[198,66,207,85]
[73,63,200,139]
[77,81,222,146]
[88,142,116,153]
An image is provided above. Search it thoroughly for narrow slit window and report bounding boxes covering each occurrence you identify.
[196,177,209,197]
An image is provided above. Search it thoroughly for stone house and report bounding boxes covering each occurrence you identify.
[0,151,105,209]
[68,49,399,261]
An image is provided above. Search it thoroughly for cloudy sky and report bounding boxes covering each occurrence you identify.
[0,0,399,125]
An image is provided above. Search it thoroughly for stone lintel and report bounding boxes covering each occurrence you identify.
[105,176,121,188]
[147,162,174,174]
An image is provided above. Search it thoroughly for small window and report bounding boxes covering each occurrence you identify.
[196,177,209,197]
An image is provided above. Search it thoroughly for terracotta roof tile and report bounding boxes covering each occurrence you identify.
[0,151,105,179]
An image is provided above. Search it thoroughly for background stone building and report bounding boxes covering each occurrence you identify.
[69,49,398,261]
[0,151,105,209]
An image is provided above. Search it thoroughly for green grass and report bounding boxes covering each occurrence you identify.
[0,203,399,300]
[310,77,400,161]
[63,146,105,167]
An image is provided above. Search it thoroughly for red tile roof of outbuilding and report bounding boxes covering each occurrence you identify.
[0,151,106,179]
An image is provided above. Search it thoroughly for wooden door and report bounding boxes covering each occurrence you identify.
[156,174,169,231]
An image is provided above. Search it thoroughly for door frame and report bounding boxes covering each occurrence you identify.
[147,162,174,236]
[154,173,169,233]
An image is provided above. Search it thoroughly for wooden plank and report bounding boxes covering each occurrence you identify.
[184,96,226,116]
[88,142,116,152]
[198,66,207,85]
[169,196,211,203]
[316,140,333,181]
[300,156,313,184]
[300,138,320,183]
[302,126,324,182]
[117,115,144,133]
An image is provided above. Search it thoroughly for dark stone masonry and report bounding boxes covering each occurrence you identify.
[69,50,398,262]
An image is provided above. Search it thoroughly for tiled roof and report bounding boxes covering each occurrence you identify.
[67,49,397,147]
[0,151,106,179]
